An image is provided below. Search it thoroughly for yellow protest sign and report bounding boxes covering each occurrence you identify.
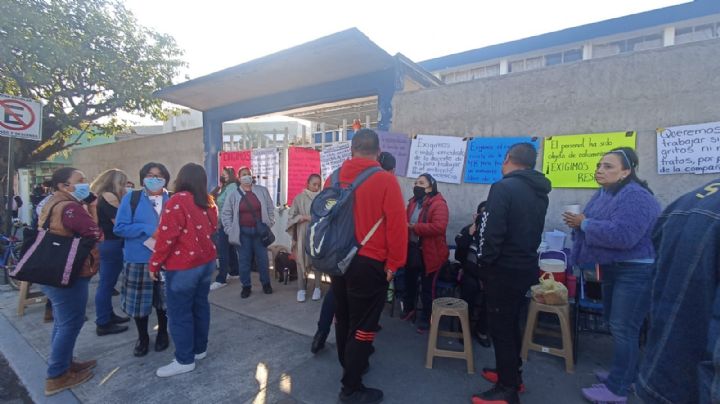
[542,131,637,188]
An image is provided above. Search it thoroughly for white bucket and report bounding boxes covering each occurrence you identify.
[545,230,566,251]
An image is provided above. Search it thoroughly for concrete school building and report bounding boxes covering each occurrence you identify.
[81,0,720,240]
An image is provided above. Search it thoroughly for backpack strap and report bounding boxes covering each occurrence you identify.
[130,190,142,219]
[348,166,383,190]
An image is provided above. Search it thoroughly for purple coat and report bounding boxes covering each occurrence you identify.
[571,182,661,266]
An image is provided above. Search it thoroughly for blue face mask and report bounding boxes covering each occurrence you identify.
[144,177,166,193]
[72,183,90,201]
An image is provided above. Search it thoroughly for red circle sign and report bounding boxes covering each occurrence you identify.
[0,99,36,131]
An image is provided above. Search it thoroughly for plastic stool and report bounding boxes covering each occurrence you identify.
[17,281,47,317]
[521,300,574,373]
[425,297,474,374]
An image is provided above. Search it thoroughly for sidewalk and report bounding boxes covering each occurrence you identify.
[0,275,640,403]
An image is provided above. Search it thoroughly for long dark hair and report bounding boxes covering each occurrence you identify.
[51,167,79,190]
[174,163,213,208]
[604,147,652,195]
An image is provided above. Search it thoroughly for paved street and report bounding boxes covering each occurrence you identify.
[0,275,640,403]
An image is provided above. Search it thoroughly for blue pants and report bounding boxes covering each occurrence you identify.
[214,227,238,283]
[165,261,215,365]
[601,262,653,396]
[318,287,336,333]
[95,239,124,326]
[236,226,270,288]
[42,277,90,378]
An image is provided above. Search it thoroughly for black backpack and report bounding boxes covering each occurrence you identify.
[129,190,172,218]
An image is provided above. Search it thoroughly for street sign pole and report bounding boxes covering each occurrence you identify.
[5,136,13,235]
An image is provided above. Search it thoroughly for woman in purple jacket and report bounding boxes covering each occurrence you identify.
[563,147,661,404]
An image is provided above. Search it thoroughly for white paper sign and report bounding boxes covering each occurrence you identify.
[320,142,351,179]
[657,122,720,175]
[251,148,279,203]
[407,134,468,184]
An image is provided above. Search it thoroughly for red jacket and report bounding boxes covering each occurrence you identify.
[324,157,408,271]
[407,193,449,274]
[150,192,218,271]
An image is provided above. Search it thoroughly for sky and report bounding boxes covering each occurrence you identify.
[124,0,687,81]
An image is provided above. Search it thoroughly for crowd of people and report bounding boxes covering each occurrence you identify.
[27,128,718,404]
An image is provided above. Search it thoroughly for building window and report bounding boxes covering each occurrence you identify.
[676,23,717,45]
[545,52,562,66]
[563,48,583,63]
[525,56,543,70]
[628,33,662,51]
[509,59,524,73]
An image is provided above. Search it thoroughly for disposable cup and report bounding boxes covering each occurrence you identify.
[564,204,581,215]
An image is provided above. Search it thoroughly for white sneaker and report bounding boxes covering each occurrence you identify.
[156,360,195,377]
[297,290,306,302]
[195,352,207,360]
[312,288,322,301]
[227,275,240,280]
[209,282,226,291]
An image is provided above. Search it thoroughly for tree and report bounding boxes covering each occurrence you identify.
[0,0,186,169]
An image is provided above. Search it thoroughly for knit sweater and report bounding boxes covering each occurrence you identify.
[571,182,661,266]
[149,192,218,271]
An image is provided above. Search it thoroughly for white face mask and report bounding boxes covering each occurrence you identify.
[240,175,253,185]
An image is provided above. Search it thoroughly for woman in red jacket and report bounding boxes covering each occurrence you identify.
[149,163,218,378]
[402,173,449,333]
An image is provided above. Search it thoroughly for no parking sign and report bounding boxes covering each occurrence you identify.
[0,94,42,141]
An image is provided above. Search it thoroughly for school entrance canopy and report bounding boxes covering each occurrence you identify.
[154,28,441,187]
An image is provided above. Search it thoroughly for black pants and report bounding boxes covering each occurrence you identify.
[403,265,434,322]
[317,287,336,333]
[331,255,387,393]
[460,275,488,336]
[486,273,533,388]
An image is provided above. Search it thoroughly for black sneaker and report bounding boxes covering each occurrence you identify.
[471,384,520,404]
[241,287,251,299]
[96,323,129,336]
[311,328,329,354]
[134,338,149,357]
[339,386,383,404]
[262,284,273,294]
[110,313,130,324]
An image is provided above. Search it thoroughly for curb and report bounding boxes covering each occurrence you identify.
[0,311,80,404]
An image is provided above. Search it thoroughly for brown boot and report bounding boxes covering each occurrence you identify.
[43,306,53,323]
[69,359,97,373]
[45,369,93,396]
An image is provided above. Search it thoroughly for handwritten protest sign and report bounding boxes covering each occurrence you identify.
[288,147,321,205]
[407,135,467,184]
[251,148,279,203]
[218,150,251,183]
[656,121,720,175]
[542,131,636,188]
[464,137,538,183]
[377,131,411,177]
[320,142,351,179]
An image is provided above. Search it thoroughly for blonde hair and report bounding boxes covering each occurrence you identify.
[90,169,128,198]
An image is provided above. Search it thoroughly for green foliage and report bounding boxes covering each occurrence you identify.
[0,0,186,166]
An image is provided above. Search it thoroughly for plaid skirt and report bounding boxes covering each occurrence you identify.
[120,262,166,318]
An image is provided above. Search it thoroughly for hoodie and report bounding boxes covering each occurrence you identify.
[325,157,408,271]
[477,169,551,279]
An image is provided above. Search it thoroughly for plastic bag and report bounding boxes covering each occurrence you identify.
[531,272,568,305]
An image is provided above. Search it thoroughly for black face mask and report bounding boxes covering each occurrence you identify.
[413,186,426,200]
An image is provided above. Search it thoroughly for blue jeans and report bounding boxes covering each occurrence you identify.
[236,226,270,288]
[214,227,238,283]
[42,277,90,378]
[601,262,653,396]
[165,261,215,365]
[95,239,124,325]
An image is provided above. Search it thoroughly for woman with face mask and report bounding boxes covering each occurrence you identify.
[221,166,276,299]
[90,169,131,337]
[287,173,322,302]
[114,162,172,358]
[209,167,240,291]
[402,173,449,333]
[563,147,661,404]
[40,167,102,396]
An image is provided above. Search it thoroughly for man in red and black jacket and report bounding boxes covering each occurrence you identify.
[328,129,408,404]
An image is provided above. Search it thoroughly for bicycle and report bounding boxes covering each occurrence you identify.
[1,222,28,290]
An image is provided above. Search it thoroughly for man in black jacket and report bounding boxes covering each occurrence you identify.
[472,143,551,404]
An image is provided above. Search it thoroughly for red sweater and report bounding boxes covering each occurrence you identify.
[325,158,408,271]
[150,192,218,272]
[407,193,449,274]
